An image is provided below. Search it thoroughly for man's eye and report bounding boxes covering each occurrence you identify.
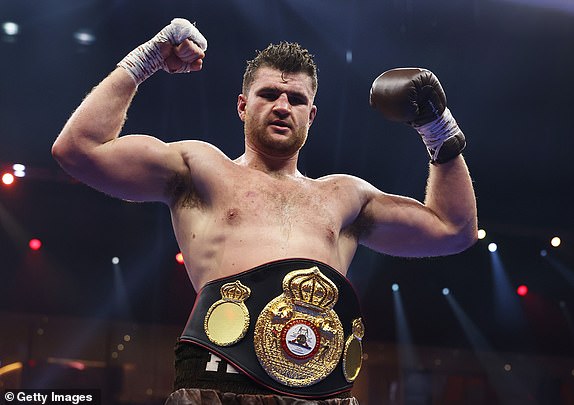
[261,92,277,100]
[289,97,305,105]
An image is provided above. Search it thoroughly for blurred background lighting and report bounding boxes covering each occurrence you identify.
[477,229,486,239]
[391,283,399,292]
[0,361,23,376]
[540,249,547,257]
[488,243,498,252]
[516,285,528,297]
[29,238,42,251]
[346,50,353,64]
[2,21,19,36]
[175,252,185,264]
[2,172,15,185]
[551,236,561,247]
[442,288,450,296]
[112,257,119,264]
[12,163,26,177]
[74,29,96,45]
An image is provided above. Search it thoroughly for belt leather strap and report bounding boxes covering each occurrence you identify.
[180,258,363,399]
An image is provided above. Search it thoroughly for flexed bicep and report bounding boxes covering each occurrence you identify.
[357,186,463,258]
[79,134,190,203]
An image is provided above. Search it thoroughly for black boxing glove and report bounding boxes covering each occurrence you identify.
[369,68,466,164]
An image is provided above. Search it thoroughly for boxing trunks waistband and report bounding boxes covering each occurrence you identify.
[180,258,365,399]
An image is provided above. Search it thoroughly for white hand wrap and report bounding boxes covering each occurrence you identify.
[118,18,208,86]
[414,107,463,162]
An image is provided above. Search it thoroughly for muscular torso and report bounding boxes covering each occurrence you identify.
[168,142,369,291]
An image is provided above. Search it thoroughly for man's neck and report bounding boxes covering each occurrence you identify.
[236,145,302,178]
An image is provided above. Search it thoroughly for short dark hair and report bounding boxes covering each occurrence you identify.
[242,42,318,95]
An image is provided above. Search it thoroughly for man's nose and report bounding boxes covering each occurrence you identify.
[272,93,291,115]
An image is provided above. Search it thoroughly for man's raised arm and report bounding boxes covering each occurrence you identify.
[358,68,477,257]
[52,18,207,202]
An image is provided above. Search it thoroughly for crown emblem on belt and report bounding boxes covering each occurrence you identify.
[220,280,251,302]
[283,267,338,312]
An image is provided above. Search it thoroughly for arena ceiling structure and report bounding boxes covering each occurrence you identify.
[1,0,573,365]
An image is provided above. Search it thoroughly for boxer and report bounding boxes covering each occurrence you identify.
[53,18,477,404]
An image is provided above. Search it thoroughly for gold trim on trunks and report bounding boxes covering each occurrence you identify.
[254,266,344,387]
[343,318,365,382]
[204,280,251,346]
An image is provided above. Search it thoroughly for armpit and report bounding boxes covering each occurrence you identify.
[342,208,374,241]
[165,172,203,209]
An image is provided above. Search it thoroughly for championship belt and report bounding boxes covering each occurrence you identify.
[180,258,365,399]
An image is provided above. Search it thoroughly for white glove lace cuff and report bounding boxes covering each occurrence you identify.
[414,107,461,162]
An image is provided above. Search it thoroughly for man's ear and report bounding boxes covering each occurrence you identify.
[308,105,317,127]
[237,94,247,122]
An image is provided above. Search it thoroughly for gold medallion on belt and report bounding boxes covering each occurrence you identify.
[204,280,251,347]
[254,266,345,387]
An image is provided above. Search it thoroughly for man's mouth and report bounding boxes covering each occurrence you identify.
[269,120,291,129]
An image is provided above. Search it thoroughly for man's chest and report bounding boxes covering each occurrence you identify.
[215,177,355,235]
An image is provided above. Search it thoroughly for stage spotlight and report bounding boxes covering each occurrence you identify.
[488,243,498,252]
[551,237,561,248]
[442,288,450,296]
[2,172,14,185]
[29,238,42,251]
[175,252,185,264]
[74,29,96,45]
[12,163,26,177]
[477,229,486,239]
[111,257,119,264]
[2,21,19,36]
[391,283,399,292]
[346,50,353,64]
[516,285,528,297]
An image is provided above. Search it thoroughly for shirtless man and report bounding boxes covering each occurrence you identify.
[52,19,477,404]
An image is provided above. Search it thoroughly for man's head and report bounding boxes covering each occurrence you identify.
[237,42,318,161]
[242,42,318,96]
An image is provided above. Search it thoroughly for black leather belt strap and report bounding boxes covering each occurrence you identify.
[180,258,363,399]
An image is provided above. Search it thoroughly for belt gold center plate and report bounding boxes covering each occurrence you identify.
[254,267,344,387]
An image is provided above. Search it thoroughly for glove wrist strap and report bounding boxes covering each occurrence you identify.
[414,108,466,164]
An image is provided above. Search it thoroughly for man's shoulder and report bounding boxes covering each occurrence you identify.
[314,173,369,187]
[169,140,235,168]
[313,173,381,203]
[170,140,228,156]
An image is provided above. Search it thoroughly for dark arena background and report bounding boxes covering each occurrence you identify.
[1,0,573,404]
